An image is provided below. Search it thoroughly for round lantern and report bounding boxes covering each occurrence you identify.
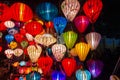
[4,20,15,28]
[75,42,90,61]
[20,40,28,48]
[85,32,101,51]
[20,61,26,66]
[14,48,23,57]
[14,33,24,42]
[62,31,78,49]
[8,27,19,35]
[4,49,14,59]
[25,33,34,41]
[36,2,58,21]
[5,34,14,43]
[10,2,33,22]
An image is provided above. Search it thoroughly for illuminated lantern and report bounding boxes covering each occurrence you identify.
[0,32,2,38]
[51,70,66,80]
[70,48,77,56]
[5,34,14,43]
[85,32,101,50]
[53,16,67,35]
[75,42,90,61]
[8,41,17,49]
[20,40,28,48]
[62,58,76,77]
[25,33,34,41]
[14,33,24,42]
[8,28,19,35]
[4,20,15,28]
[12,62,19,67]
[74,15,89,33]
[20,26,26,35]
[76,69,91,80]
[19,76,26,80]
[4,49,14,59]
[83,0,103,23]
[37,56,53,75]
[19,67,25,74]
[13,48,23,57]
[25,21,43,36]
[87,59,104,78]
[52,44,66,62]
[26,71,41,80]
[36,2,58,21]
[24,67,32,74]
[10,2,33,22]
[45,21,54,28]
[0,46,2,52]
[61,0,80,21]
[27,44,42,63]
[20,61,26,66]
[62,31,78,49]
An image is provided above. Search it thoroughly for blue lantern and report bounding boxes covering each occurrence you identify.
[20,61,26,67]
[26,71,41,80]
[53,16,67,35]
[19,76,25,80]
[52,70,66,80]
[76,69,91,80]
[5,34,14,43]
[36,2,58,21]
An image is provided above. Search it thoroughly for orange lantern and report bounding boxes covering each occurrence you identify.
[75,42,90,61]
[24,67,32,74]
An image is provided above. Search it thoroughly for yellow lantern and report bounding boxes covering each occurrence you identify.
[8,41,17,49]
[75,42,90,61]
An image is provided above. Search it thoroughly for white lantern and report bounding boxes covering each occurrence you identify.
[25,33,34,41]
[4,49,14,59]
[4,20,15,28]
[14,48,23,57]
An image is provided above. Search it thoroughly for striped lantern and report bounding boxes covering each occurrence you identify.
[4,20,15,28]
[4,49,14,59]
[85,32,101,51]
[13,48,23,57]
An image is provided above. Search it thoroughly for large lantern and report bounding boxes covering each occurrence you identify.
[75,42,90,61]
[83,0,103,23]
[62,31,78,49]
[85,32,101,50]
[10,2,33,22]
[87,59,104,78]
[36,2,58,21]
[61,0,80,21]
[76,69,91,80]
[74,15,89,33]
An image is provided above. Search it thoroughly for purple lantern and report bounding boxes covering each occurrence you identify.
[87,59,104,78]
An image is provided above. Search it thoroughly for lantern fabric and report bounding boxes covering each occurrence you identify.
[74,15,89,33]
[36,2,58,21]
[20,61,26,66]
[85,32,101,50]
[70,48,77,56]
[5,34,14,43]
[8,41,17,49]
[61,0,80,21]
[62,31,78,49]
[25,33,34,41]
[4,49,14,59]
[76,69,91,80]
[75,42,90,61]
[83,0,103,23]
[14,33,24,42]
[53,16,67,35]
[8,28,19,35]
[4,20,15,28]
[87,59,104,78]
[10,2,33,22]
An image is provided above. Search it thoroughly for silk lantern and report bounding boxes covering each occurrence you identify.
[53,16,67,35]
[4,49,14,59]
[62,31,78,49]
[87,59,104,78]
[62,58,76,77]
[52,44,66,62]
[76,69,91,80]
[85,32,101,50]
[4,20,15,28]
[74,15,89,33]
[83,0,103,23]
[5,34,14,43]
[75,42,90,61]
[10,2,33,22]
[61,0,80,21]
[36,2,58,21]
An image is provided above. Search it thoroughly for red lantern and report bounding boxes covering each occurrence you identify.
[0,46,2,52]
[0,21,7,31]
[62,58,76,77]
[10,2,33,22]
[25,21,43,36]
[83,0,103,23]
[14,33,24,42]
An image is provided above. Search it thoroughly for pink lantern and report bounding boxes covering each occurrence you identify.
[74,15,89,33]
[4,49,14,59]
[85,32,101,50]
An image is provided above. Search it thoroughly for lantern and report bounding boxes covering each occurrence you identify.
[53,16,67,35]
[13,48,23,57]
[8,41,17,49]
[61,0,80,21]
[4,49,14,59]
[0,46,2,52]
[20,40,28,48]
[20,61,26,66]
[74,15,89,33]
[76,69,91,80]
[52,44,66,62]
[62,58,76,77]
[70,48,77,56]
[10,2,33,22]
[19,67,25,74]
[8,28,19,35]
[36,2,58,21]
[87,59,104,78]
[75,42,90,61]
[62,31,78,49]
[14,21,24,28]
[14,33,24,42]
[5,34,14,43]
[24,67,32,74]
[25,33,34,41]
[83,0,103,23]
[12,62,19,67]
[19,76,26,80]
[0,22,7,31]
[85,32,101,50]
[4,20,15,28]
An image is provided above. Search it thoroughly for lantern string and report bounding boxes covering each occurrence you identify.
[91,23,95,32]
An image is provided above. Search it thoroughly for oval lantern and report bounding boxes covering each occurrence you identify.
[14,33,24,42]
[62,58,76,77]
[61,0,80,21]
[36,2,58,21]
[51,70,66,80]
[8,41,17,49]
[53,16,67,35]
[83,0,103,23]
[4,20,15,28]
[14,48,23,57]
[76,69,91,80]
[25,33,34,41]
[10,2,33,22]
[62,31,78,49]
[8,28,19,35]
[52,44,66,62]
[20,40,28,49]
[87,59,104,78]
[85,32,101,51]
[4,49,14,59]
[20,61,26,66]
[75,42,90,61]
[5,34,14,43]
[74,15,89,33]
